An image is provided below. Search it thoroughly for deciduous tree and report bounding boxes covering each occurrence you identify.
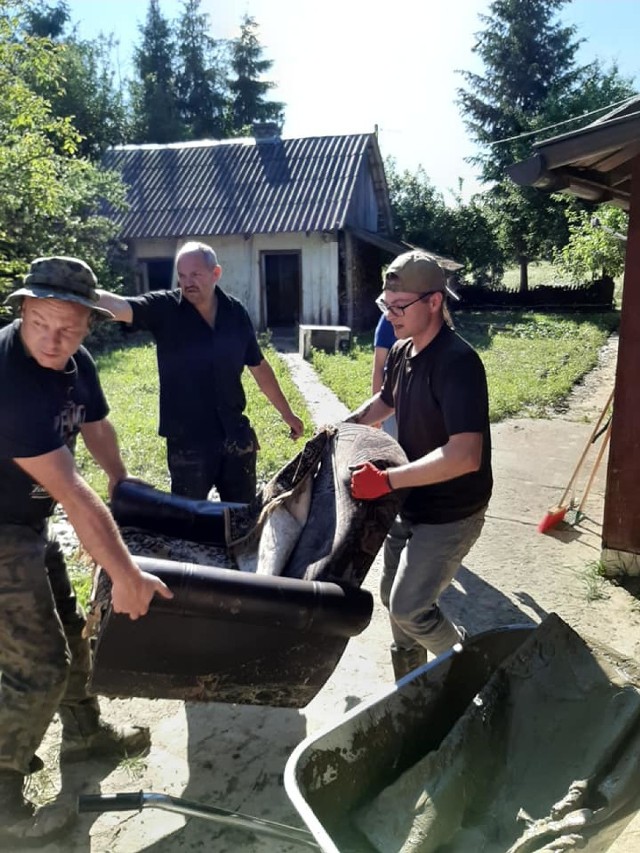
[553,204,627,283]
[0,1,126,316]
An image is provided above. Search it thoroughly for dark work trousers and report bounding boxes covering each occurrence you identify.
[166,432,258,503]
[0,522,92,775]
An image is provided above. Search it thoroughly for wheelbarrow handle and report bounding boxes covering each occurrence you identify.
[78,792,320,849]
[79,792,144,813]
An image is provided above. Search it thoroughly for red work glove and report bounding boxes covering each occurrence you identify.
[350,462,392,500]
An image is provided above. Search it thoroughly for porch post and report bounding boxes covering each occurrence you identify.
[602,153,640,574]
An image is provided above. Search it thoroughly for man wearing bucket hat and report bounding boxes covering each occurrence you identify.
[0,256,173,847]
[347,250,492,679]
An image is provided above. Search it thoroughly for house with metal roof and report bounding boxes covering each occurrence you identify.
[103,127,445,332]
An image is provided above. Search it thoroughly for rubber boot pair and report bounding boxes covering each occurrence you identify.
[58,697,151,763]
[0,768,75,848]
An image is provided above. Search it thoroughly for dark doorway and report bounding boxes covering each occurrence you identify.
[146,258,174,291]
[263,252,301,326]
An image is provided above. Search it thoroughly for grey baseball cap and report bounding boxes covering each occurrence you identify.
[6,256,114,318]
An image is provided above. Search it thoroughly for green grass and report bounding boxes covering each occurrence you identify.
[75,338,313,498]
[310,311,619,422]
[580,560,610,602]
[501,261,560,290]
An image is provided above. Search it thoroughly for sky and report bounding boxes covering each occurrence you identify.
[65,0,640,202]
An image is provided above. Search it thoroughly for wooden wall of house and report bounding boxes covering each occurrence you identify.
[341,233,387,332]
[251,232,339,328]
[346,162,382,232]
[128,232,340,329]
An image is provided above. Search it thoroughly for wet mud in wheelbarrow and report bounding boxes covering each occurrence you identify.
[285,615,640,853]
[87,424,409,706]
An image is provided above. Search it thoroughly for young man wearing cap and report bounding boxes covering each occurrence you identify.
[0,256,173,846]
[96,241,304,502]
[347,250,492,679]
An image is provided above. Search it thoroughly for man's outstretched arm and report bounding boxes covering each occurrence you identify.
[96,289,134,324]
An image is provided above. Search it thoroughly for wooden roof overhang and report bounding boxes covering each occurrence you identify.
[507,98,640,561]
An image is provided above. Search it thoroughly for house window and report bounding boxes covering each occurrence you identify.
[262,252,301,327]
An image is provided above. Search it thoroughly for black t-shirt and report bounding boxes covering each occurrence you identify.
[127,288,263,442]
[0,320,109,525]
[381,325,493,523]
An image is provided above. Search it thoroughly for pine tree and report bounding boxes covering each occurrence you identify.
[457,0,634,292]
[130,0,184,143]
[458,0,583,183]
[227,15,284,136]
[175,0,228,139]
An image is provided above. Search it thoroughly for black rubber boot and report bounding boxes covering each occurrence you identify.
[390,644,429,681]
[59,698,151,763]
[0,769,75,848]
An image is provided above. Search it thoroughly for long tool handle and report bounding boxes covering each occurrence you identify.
[78,792,321,849]
[576,420,612,516]
[557,388,614,507]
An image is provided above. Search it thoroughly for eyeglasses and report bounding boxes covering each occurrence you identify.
[375,292,433,317]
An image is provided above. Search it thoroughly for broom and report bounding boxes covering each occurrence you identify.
[537,389,614,534]
[565,419,612,527]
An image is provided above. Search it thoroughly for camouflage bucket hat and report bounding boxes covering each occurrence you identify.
[6,256,114,318]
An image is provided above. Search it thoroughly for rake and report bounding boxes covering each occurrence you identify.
[537,389,613,534]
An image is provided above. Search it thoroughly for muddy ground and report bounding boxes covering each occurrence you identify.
[29,332,640,853]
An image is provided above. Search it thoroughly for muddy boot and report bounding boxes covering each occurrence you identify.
[0,769,75,848]
[59,698,151,763]
[390,644,429,680]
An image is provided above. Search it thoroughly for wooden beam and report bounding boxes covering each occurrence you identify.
[603,153,640,555]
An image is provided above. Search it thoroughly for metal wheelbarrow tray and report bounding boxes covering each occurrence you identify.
[285,616,640,853]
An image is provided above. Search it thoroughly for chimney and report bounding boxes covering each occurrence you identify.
[252,121,281,141]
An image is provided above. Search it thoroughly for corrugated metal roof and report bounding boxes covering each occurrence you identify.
[102,133,388,239]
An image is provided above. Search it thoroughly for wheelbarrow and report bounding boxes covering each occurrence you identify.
[80,616,640,850]
[77,624,534,850]
[284,614,640,852]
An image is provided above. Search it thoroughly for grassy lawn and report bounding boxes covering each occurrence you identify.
[76,336,314,498]
[501,261,560,290]
[500,261,624,304]
[310,310,619,422]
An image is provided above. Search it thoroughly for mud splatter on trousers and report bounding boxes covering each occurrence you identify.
[0,522,93,775]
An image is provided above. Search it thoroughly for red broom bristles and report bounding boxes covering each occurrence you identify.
[537,506,568,534]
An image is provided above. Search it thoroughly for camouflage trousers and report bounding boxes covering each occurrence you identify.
[0,522,93,775]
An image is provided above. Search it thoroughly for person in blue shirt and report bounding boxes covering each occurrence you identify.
[372,314,397,439]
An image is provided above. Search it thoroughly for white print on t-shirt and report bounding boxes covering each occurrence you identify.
[55,400,86,444]
[29,401,86,501]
